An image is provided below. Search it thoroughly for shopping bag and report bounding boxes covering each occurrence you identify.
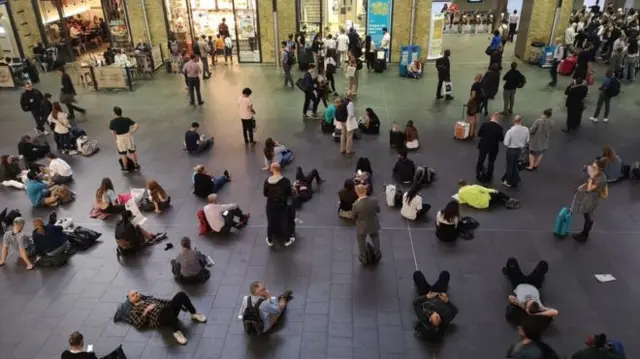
[444,82,452,95]
[346,65,356,78]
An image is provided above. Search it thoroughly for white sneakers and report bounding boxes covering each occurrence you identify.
[603,118,609,123]
[35,128,49,136]
[266,237,274,247]
[173,330,187,345]
[590,117,610,123]
[191,313,207,323]
[266,237,296,247]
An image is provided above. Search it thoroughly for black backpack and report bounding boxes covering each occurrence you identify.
[414,166,436,185]
[286,51,296,66]
[242,297,265,336]
[359,243,381,265]
[606,77,620,97]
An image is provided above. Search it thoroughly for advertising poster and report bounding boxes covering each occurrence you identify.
[428,13,445,59]
[367,0,392,50]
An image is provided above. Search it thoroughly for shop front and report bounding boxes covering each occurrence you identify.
[296,0,366,36]
[164,0,261,63]
[33,0,133,63]
[0,0,22,58]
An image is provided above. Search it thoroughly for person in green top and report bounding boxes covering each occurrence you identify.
[456,179,513,209]
[322,98,340,133]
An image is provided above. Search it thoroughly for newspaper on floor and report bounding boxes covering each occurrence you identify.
[594,274,616,283]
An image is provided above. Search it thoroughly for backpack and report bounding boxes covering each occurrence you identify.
[76,136,99,156]
[242,297,265,336]
[607,340,625,357]
[605,78,620,97]
[359,242,381,265]
[286,51,295,66]
[414,166,436,185]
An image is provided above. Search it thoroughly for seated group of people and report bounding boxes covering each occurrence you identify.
[25,168,73,207]
[390,121,419,150]
[338,158,373,219]
[323,105,381,135]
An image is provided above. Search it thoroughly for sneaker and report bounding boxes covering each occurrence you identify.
[603,118,609,123]
[284,236,296,247]
[445,95,454,100]
[153,232,168,241]
[572,232,588,243]
[266,237,274,247]
[121,168,130,173]
[590,117,598,122]
[224,170,230,180]
[68,150,78,155]
[191,313,208,323]
[173,331,187,345]
[134,163,141,171]
[501,180,512,188]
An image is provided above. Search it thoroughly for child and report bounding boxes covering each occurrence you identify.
[389,122,405,148]
[609,47,624,79]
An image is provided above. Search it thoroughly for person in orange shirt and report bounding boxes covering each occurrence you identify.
[214,34,225,64]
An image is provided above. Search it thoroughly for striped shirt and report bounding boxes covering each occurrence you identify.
[184,60,201,78]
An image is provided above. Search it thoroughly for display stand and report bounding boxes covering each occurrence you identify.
[0,65,16,88]
[399,45,420,77]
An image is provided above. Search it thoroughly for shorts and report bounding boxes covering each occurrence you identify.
[115,134,136,154]
[530,149,546,156]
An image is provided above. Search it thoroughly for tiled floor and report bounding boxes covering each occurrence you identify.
[1,37,639,358]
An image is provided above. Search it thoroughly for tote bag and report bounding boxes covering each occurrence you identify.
[346,65,356,78]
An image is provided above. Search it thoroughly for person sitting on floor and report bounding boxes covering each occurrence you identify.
[0,217,35,270]
[503,257,559,330]
[405,120,419,150]
[359,108,381,135]
[263,138,293,170]
[18,135,49,163]
[61,331,99,359]
[171,237,211,284]
[115,210,167,256]
[239,280,293,335]
[389,122,406,149]
[184,122,213,154]
[1,155,24,189]
[338,179,358,219]
[590,145,624,183]
[407,59,423,79]
[435,200,461,242]
[293,166,325,209]
[147,180,171,213]
[412,270,458,340]
[571,333,626,359]
[203,193,249,234]
[354,157,374,194]
[322,98,339,133]
[401,182,431,221]
[192,165,230,198]
[95,177,125,214]
[32,217,69,257]
[456,179,515,209]
[45,152,73,185]
[393,148,416,184]
[25,170,59,207]
[122,290,207,344]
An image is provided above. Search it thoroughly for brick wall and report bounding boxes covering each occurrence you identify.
[391,0,410,62]
[277,0,296,50]
[258,0,275,62]
[145,0,169,47]
[8,0,42,56]
[125,0,150,46]
[414,0,431,59]
[520,0,574,61]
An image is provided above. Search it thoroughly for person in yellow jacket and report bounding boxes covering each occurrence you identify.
[457,180,514,209]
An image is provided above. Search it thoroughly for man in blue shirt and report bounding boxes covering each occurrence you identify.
[25,170,58,207]
[184,122,213,154]
[239,281,293,334]
[590,69,618,123]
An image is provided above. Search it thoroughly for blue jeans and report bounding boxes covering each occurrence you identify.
[212,175,228,193]
[278,150,294,167]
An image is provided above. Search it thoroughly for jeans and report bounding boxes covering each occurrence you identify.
[593,91,611,118]
[283,64,294,86]
[339,121,353,153]
[476,147,498,180]
[157,291,198,331]
[503,257,548,290]
[566,105,583,131]
[56,132,71,151]
[224,47,233,63]
[31,111,47,132]
[65,103,85,118]
[508,23,517,42]
[187,77,203,104]
[212,175,228,193]
[413,270,450,295]
[303,91,319,114]
[201,56,210,76]
[581,213,594,238]
[503,89,516,113]
[549,60,558,84]
[356,232,380,258]
[241,118,255,143]
[295,167,322,187]
[501,147,521,186]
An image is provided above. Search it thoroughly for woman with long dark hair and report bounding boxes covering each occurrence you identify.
[435,200,461,242]
[57,66,86,120]
[263,138,292,170]
[147,180,171,213]
[364,35,375,71]
[359,108,381,134]
[47,102,72,153]
[95,177,125,214]
[400,182,430,220]
[338,179,358,219]
[597,145,624,182]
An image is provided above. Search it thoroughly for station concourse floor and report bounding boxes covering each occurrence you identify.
[1,40,640,358]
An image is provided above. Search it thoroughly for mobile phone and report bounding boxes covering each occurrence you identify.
[357,170,362,176]
[87,344,94,352]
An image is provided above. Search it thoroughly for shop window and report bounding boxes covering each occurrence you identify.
[233,0,259,62]
[165,0,194,50]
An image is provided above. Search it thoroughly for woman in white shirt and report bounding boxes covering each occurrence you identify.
[400,183,430,220]
[47,102,73,154]
[46,153,73,184]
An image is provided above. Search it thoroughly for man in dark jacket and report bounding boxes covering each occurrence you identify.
[435,49,453,100]
[412,270,458,340]
[501,62,525,115]
[563,77,588,133]
[20,82,48,136]
[264,162,295,247]
[348,28,362,58]
[302,64,320,119]
[476,112,504,182]
[392,148,416,183]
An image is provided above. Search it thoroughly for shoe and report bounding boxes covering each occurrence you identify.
[173,331,187,345]
[153,232,168,241]
[318,178,326,184]
[345,152,355,156]
[198,101,205,105]
[572,233,588,243]
[284,237,296,247]
[603,118,609,123]
[121,168,130,173]
[590,117,598,122]
[191,313,207,323]
[501,180,512,188]
[134,164,141,171]
[266,237,274,247]
[250,141,257,146]
[499,111,509,116]
[224,170,230,180]
[312,112,319,118]
[68,150,78,155]
[436,95,444,99]
[189,102,195,105]
[445,95,454,100]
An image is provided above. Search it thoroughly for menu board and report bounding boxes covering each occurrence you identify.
[0,65,14,87]
[94,67,128,89]
[151,45,163,70]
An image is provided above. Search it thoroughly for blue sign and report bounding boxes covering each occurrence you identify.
[367,0,392,49]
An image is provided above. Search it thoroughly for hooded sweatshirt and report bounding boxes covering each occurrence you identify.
[264,175,292,209]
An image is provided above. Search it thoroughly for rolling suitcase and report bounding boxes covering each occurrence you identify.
[553,193,576,238]
[374,59,385,73]
[454,105,471,140]
[557,56,576,76]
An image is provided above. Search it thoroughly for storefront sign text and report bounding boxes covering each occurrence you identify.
[367,0,392,50]
[94,67,128,89]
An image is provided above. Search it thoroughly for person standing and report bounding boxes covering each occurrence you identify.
[57,66,85,120]
[476,112,504,182]
[590,69,619,123]
[565,23,577,54]
[184,54,204,106]
[109,106,140,172]
[563,77,588,133]
[435,49,453,100]
[508,10,519,42]
[218,18,230,37]
[302,64,320,119]
[526,109,553,171]
[501,62,526,116]
[237,88,256,145]
[20,82,49,136]
[347,54,360,94]
[548,39,565,87]
[624,33,638,81]
[264,162,295,247]
[467,73,484,138]
[224,35,234,64]
[573,158,607,242]
[501,115,529,188]
[281,41,294,88]
[352,184,381,264]
[381,27,391,63]
[197,35,211,79]
[336,29,350,69]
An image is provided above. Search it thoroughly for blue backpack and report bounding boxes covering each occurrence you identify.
[607,340,625,357]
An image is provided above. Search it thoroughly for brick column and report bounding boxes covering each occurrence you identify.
[145,0,169,47]
[276,0,296,50]
[414,0,432,60]
[391,0,410,63]
[8,0,42,56]
[258,0,275,62]
[125,0,149,46]
[515,0,573,61]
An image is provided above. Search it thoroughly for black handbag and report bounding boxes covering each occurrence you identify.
[68,226,102,250]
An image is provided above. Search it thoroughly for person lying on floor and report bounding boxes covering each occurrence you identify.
[115,210,167,256]
[32,217,70,257]
[0,217,36,270]
[456,179,516,209]
[192,165,230,198]
[184,122,213,154]
[400,182,431,221]
[118,290,207,345]
[412,270,458,340]
[293,166,325,209]
[203,194,249,233]
[171,237,211,284]
[571,333,626,359]
[393,148,416,184]
[238,280,293,335]
[359,108,381,134]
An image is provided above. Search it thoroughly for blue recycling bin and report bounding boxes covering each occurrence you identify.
[399,45,421,77]
[539,45,555,68]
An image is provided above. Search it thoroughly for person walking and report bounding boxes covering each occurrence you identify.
[224,35,234,64]
[352,184,381,264]
[57,66,86,120]
[347,54,360,95]
[281,41,294,88]
[501,62,526,116]
[572,158,608,242]
[476,112,504,182]
[548,39,565,86]
[184,54,204,106]
[590,69,619,123]
[237,88,256,145]
[20,82,49,136]
[508,10,519,42]
[301,64,320,119]
[501,115,529,188]
[435,49,453,100]
[526,109,553,171]
[109,106,140,172]
[563,77,588,134]
[197,35,211,79]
